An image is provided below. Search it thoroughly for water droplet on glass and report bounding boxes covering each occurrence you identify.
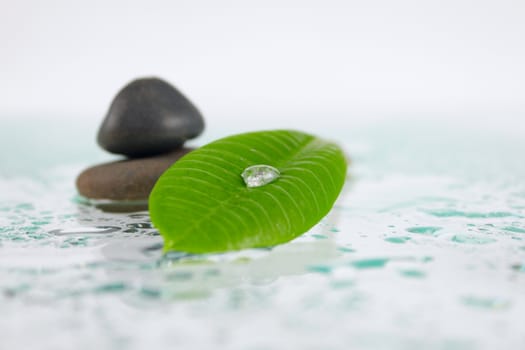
[241,165,280,188]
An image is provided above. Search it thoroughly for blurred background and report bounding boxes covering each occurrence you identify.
[2,3,525,349]
[1,0,524,133]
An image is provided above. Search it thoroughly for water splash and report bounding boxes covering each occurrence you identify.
[406,226,442,235]
[502,226,525,234]
[351,258,389,269]
[424,209,520,219]
[385,236,411,244]
[400,269,426,279]
[49,226,120,236]
[241,164,280,188]
[451,234,497,245]
[461,295,511,310]
[307,264,332,274]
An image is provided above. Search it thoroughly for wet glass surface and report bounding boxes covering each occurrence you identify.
[1,119,524,349]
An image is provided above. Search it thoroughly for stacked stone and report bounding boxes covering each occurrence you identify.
[76,78,204,205]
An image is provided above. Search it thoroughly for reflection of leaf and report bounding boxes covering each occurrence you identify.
[149,130,347,253]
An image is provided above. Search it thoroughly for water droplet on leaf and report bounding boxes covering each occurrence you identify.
[241,164,280,188]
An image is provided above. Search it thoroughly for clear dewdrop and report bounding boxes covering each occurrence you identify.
[241,165,280,188]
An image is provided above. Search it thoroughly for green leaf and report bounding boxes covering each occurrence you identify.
[149,130,347,253]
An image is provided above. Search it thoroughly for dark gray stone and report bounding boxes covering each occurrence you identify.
[97,77,204,157]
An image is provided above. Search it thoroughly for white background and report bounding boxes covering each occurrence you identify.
[1,0,524,131]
